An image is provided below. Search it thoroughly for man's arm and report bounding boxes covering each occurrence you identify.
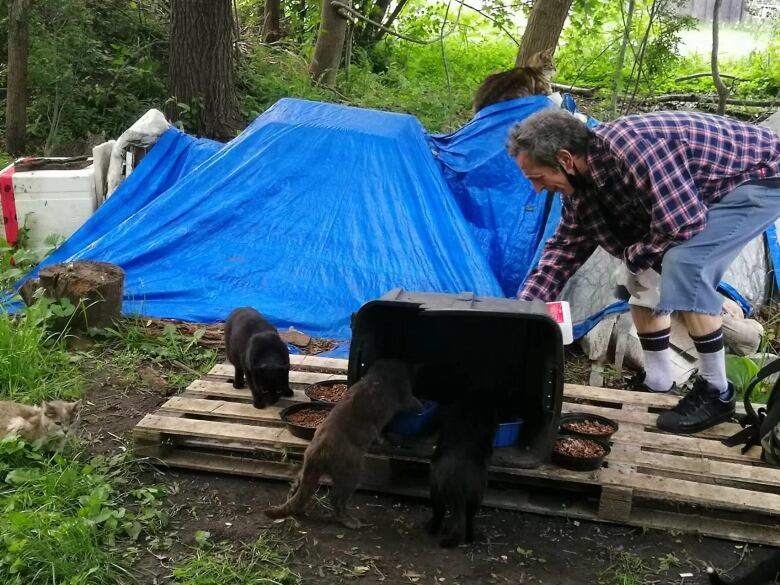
[622,137,708,274]
[518,203,597,301]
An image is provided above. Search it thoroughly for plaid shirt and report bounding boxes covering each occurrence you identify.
[519,111,780,301]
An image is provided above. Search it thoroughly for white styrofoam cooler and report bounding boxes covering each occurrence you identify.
[1,162,97,251]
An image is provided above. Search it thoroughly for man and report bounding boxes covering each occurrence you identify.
[509,109,780,434]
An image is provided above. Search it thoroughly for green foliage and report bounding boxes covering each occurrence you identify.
[6,0,167,152]
[100,319,217,389]
[598,551,650,585]
[0,302,83,404]
[172,535,299,585]
[0,437,168,585]
[725,354,761,396]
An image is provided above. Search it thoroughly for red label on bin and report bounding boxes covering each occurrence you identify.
[546,302,564,323]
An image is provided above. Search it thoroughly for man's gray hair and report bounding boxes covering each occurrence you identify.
[506,109,590,167]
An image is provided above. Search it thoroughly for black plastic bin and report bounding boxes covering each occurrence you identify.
[348,289,564,468]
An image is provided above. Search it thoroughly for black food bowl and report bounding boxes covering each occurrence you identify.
[279,401,334,440]
[551,434,611,472]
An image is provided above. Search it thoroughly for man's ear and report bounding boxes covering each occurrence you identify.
[557,149,575,174]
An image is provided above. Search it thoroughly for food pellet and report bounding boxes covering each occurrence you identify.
[553,437,605,458]
[287,408,329,428]
[308,383,348,402]
[562,419,615,436]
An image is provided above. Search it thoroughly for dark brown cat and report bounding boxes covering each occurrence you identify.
[472,49,556,113]
[264,359,423,528]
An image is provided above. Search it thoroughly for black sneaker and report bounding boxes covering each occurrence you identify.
[656,379,736,434]
[627,371,677,394]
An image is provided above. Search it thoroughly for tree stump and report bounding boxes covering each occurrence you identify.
[19,260,125,330]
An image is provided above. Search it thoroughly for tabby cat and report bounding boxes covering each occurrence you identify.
[0,400,82,448]
[472,48,556,113]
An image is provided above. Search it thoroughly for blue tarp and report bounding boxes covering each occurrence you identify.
[22,99,507,340]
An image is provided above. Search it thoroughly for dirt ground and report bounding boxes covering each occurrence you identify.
[80,356,776,585]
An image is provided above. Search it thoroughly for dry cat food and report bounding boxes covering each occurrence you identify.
[562,419,615,436]
[553,437,605,459]
[308,383,348,402]
[286,408,329,428]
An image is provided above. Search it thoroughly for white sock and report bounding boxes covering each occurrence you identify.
[692,328,730,398]
[638,327,673,392]
[642,347,674,392]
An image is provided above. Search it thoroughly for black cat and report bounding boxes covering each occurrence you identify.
[224,307,293,409]
[428,397,499,548]
[708,550,780,584]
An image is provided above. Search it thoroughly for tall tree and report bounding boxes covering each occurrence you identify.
[711,0,729,115]
[263,0,282,43]
[515,0,573,67]
[310,0,351,86]
[611,0,635,114]
[167,0,240,140]
[6,0,33,155]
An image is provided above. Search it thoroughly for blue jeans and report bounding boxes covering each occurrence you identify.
[658,180,780,315]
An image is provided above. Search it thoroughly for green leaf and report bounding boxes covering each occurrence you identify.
[5,468,42,485]
[194,530,211,545]
[725,355,760,393]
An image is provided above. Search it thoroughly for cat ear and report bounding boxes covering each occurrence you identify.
[42,402,57,417]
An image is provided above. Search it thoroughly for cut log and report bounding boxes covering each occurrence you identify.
[19,260,124,330]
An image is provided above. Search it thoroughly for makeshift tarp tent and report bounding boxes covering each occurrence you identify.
[16,96,776,347]
[20,99,509,341]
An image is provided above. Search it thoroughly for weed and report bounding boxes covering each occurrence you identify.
[598,551,651,585]
[99,319,217,390]
[0,437,168,584]
[0,301,83,403]
[172,533,299,585]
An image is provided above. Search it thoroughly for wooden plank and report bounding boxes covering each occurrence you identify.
[134,414,310,448]
[153,449,780,546]
[609,444,780,489]
[613,426,763,462]
[601,464,780,515]
[160,396,287,424]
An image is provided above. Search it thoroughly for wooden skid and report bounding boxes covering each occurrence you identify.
[133,355,780,545]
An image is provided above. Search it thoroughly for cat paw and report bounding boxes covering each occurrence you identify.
[281,386,294,397]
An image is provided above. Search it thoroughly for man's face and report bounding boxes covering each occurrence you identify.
[515,152,574,197]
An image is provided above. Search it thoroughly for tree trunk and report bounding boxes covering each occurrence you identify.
[711,0,729,116]
[310,0,350,86]
[263,0,283,43]
[167,0,240,140]
[19,261,125,331]
[515,0,573,67]
[355,0,390,44]
[6,0,33,156]
[611,0,635,114]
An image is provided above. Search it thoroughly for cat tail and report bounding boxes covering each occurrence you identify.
[264,458,323,519]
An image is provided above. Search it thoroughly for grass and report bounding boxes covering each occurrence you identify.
[172,534,299,585]
[0,303,83,403]
[98,318,218,390]
[0,437,168,584]
[598,551,651,585]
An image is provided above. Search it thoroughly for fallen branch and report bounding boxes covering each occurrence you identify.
[551,82,597,96]
[675,72,746,82]
[627,93,775,107]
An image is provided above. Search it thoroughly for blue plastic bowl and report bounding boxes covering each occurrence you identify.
[387,400,438,436]
[493,419,523,448]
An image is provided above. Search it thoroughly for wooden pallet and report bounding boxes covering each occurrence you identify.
[133,355,780,545]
